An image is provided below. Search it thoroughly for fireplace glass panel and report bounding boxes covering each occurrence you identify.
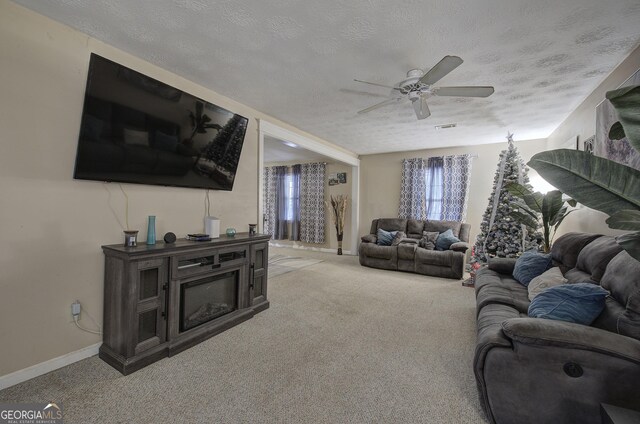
[138,309,157,343]
[180,271,238,332]
[139,268,158,300]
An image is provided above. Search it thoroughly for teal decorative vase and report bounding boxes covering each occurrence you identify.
[226,227,236,237]
[147,216,156,245]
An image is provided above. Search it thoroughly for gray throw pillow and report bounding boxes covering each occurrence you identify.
[419,231,439,250]
[391,231,407,246]
[527,267,567,300]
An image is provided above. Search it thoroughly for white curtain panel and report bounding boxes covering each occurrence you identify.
[300,162,326,243]
[398,158,427,220]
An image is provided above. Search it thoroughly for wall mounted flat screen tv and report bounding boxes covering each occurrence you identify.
[74,54,248,191]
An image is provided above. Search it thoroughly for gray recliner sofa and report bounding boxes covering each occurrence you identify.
[358,218,471,279]
[473,232,640,424]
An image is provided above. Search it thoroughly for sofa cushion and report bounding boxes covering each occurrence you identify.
[527,267,567,301]
[551,232,602,274]
[376,228,397,246]
[425,220,462,238]
[435,229,460,251]
[415,247,455,267]
[475,271,531,314]
[564,236,623,283]
[360,243,394,260]
[397,243,416,260]
[596,251,640,341]
[391,231,407,246]
[407,219,425,237]
[374,218,407,233]
[513,251,551,286]
[528,283,609,325]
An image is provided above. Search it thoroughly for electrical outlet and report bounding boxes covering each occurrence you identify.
[71,301,81,318]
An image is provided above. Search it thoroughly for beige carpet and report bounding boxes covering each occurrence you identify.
[268,254,323,278]
[0,247,486,424]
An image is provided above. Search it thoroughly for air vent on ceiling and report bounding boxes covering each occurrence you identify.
[434,123,457,130]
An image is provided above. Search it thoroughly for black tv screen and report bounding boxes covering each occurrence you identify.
[74,54,248,191]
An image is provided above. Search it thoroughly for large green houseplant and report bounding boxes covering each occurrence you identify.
[528,85,640,260]
[505,183,576,253]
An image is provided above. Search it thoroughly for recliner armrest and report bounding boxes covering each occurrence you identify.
[449,241,469,252]
[361,234,377,243]
[488,257,517,275]
[502,318,640,364]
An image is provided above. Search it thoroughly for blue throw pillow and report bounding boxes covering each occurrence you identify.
[435,229,460,251]
[513,250,552,286]
[528,283,609,325]
[376,228,397,246]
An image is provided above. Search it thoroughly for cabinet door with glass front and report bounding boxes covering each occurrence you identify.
[250,242,268,307]
[132,258,168,354]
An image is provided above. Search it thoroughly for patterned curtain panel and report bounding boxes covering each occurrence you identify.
[300,162,326,244]
[263,166,277,236]
[442,154,473,221]
[273,166,289,240]
[290,164,301,241]
[398,158,427,220]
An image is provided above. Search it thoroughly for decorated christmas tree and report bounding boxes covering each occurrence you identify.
[472,134,540,263]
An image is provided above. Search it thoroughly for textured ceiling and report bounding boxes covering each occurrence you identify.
[15,0,640,155]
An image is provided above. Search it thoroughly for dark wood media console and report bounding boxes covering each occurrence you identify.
[100,233,269,374]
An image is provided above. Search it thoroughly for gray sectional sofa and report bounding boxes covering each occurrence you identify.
[358,218,471,279]
[473,232,640,424]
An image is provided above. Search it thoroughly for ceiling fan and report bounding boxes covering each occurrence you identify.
[350,55,494,120]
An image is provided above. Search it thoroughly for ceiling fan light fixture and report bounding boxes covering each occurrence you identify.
[434,123,457,130]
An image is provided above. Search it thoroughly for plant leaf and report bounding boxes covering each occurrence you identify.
[616,232,640,262]
[553,209,576,232]
[549,205,567,227]
[509,210,539,229]
[505,182,531,197]
[606,85,640,152]
[510,201,538,220]
[541,190,563,227]
[606,210,640,231]
[528,149,640,217]
[505,182,543,212]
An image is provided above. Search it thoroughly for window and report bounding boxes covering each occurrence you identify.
[284,173,295,220]
[425,160,444,220]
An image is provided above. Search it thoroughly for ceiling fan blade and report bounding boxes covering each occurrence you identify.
[412,96,431,120]
[339,88,390,98]
[419,55,464,85]
[357,98,399,114]
[434,86,495,97]
[354,79,401,90]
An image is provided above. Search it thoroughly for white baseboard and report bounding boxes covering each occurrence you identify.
[0,342,101,391]
[269,242,353,255]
